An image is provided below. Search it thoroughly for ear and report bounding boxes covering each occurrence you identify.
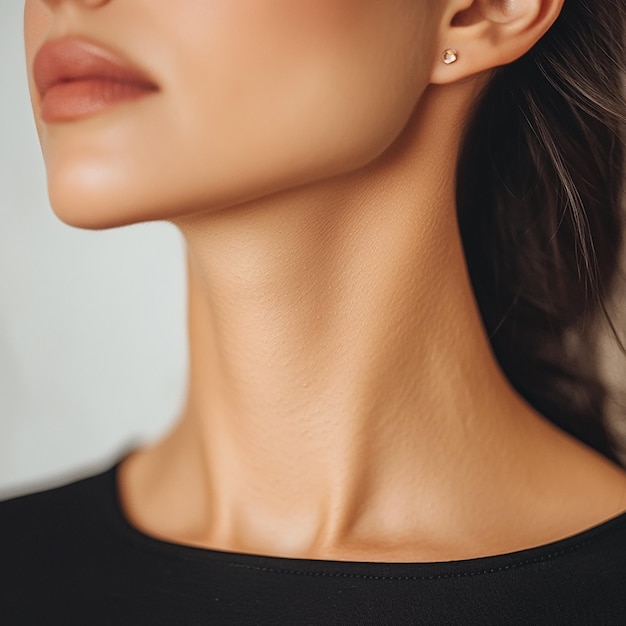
[429,0,565,84]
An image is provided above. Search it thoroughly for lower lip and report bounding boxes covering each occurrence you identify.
[40,79,158,123]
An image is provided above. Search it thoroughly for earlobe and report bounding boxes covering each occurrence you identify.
[429,0,565,85]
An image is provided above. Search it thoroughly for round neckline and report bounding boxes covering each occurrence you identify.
[103,449,626,578]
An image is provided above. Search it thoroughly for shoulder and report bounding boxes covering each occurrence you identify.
[0,462,119,579]
[0,462,139,623]
[1,463,113,532]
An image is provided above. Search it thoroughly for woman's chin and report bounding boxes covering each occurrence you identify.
[49,205,141,231]
[47,182,153,231]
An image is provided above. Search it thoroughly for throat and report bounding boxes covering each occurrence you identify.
[136,193,556,558]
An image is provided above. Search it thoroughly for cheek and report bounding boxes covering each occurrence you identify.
[162,0,431,203]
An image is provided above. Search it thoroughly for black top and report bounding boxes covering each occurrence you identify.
[2,450,626,625]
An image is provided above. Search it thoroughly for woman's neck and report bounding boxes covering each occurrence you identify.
[121,82,626,561]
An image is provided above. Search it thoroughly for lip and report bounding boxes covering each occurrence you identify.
[33,37,159,123]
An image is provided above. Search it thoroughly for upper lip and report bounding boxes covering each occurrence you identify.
[33,36,159,100]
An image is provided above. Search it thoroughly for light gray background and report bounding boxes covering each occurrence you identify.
[0,3,188,498]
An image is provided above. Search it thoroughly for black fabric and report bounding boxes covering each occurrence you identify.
[2,451,626,625]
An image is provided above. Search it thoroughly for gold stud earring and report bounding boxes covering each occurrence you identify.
[442,49,458,65]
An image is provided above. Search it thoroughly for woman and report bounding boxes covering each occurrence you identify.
[3,0,626,623]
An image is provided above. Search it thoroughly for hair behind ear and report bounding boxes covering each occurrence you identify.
[456,0,626,464]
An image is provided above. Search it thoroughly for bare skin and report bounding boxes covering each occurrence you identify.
[25,0,626,562]
[118,83,626,562]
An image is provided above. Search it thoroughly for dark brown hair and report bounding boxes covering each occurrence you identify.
[457,0,626,465]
